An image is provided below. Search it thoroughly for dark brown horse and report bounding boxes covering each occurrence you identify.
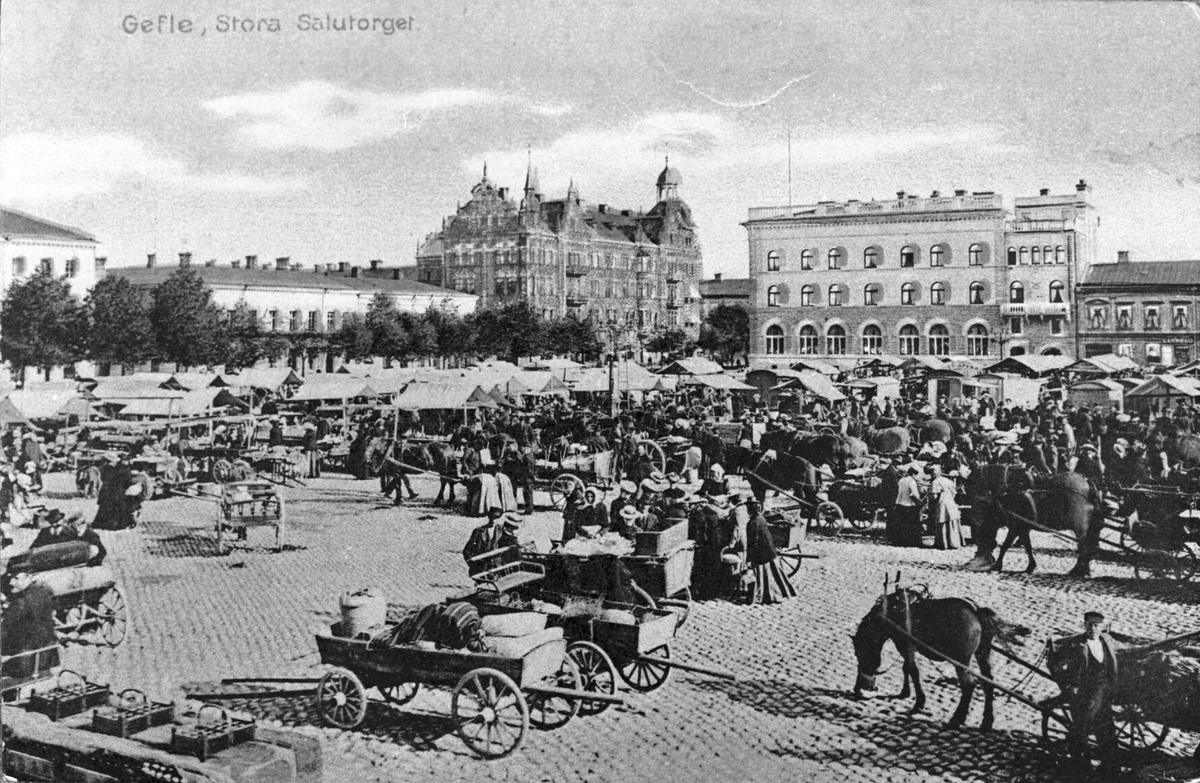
[852,588,1025,730]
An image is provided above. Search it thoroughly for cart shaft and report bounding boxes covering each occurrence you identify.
[523,684,624,705]
[642,658,735,680]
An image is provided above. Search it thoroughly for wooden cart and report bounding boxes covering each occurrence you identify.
[534,448,617,509]
[314,626,615,758]
[31,565,129,648]
[763,503,820,578]
[216,480,286,554]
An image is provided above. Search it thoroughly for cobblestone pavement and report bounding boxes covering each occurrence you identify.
[24,471,1200,782]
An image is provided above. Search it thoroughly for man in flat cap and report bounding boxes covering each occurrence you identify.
[1056,610,1120,773]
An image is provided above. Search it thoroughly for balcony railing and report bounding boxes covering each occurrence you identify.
[566,294,589,307]
[666,299,682,309]
[747,193,1004,221]
[1000,302,1070,317]
[565,266,588,277]
[1005,219,1069,233]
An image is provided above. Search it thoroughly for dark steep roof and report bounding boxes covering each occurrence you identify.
[1,207,97,242]
[1084,260,1200,289]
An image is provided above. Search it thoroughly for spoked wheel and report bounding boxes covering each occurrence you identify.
[814,502,845,535]
[658,587,691,628]
[1115,703,1170,751]
[92,586,129,647]
[1134,544,1198,582]
[644,441,667,475]
[528,655,581,731]
[549,474,583,510]
[212,459,234,483]
[451,668,529,759]
[378,681,420,707]
[619,643,672,693]
[848,508,878,531]
[566,641,619,716]
[778,548,805,578]
[316,667,368,730]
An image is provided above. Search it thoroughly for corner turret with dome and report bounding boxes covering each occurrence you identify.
[415,160,704,334]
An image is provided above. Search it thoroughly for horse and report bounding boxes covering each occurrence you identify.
[966,468,1102,577]
[746,450,820,517]
[386,442,461,505]
[851,587,1025,730]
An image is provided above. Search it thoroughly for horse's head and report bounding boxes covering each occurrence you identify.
[850,602,887,696]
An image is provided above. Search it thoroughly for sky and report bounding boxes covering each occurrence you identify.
[2,0,1199,278]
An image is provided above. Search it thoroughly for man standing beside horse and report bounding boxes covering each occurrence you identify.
[1053,611,1120,775]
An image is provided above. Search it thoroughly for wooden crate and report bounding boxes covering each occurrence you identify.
[623,543,695,598]
[634,519,689,556]
[92,689,174,738]
[27,671,109,722]
[171,704,255,762]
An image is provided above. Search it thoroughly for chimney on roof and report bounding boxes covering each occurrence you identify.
[146,253,157,268]
[598,204,608,214]
[1039,188,1050,196]
[350,265,360,278]
[231,260,242,269]
[896,191,906,199]
[1076,179,1090,193]
[314,264,322,274]
[338,262,348,273]
[954,189,966,196]
[392,269,402,280]
[714,273,722,282]
[95,257,107,273]
[930,190,940,198]
[621,209,630,217]
[205,259,216,267]
[325,263,335,273]
[275,257,289,271]
[179,251,192,269]
[1117,250,1130,264]
[369,259,381,271]
[246,255,258,270]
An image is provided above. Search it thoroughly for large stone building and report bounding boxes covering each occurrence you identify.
[1076,254,1200,366]
[743,182,1098,366]
[111,254,477,372]
[415,161,704,335]
[1,206,99,299]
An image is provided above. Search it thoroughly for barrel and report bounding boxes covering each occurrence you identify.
[339,588,387,638]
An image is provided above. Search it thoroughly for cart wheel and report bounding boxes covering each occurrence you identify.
[316,668,368,730]
[93,586,128,647]
[849,510,876,531]
[659,587,691,628]
[1134,545,1197,582]
[644,441,667,475]
[815,502,845,535]
[1040,704,1072,745]
[378,682,420,707]
[619,643,672,693]
[528,654,581,731]
[212,459,233,483]
[567,641,619,716]
[549,474,583,510]
[1115,703,1170,751]
[451,668,529,759]
[56,604,87,640]
[778,548,805,578]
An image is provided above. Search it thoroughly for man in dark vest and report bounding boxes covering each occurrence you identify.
[1057,610,1120,774]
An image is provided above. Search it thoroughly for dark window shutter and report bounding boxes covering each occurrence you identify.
[910,282,922,304]
[810,285,822,305]
[942,280,953,302]
[777,283,790,305]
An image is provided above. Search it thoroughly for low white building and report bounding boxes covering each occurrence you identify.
[108,254,479,374]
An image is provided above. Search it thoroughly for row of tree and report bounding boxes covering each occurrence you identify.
[0,268,749,377]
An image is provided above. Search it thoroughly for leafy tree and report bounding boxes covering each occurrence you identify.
[697,305,749,365]
[220,300,266,370]
[424,302,474,364]
[0,270,87,381]
[398,311,437,359]
[86,275,155,369]
[150,269,223,369]
[546,317,602,362]
[335,313,373,362]
[364,293,408,361]
[498,300,545,363]
[645,327,695,360]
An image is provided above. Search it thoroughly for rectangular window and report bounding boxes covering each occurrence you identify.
[308,311,319,331]
[1009,317,1023,335]
[65,258,79,277]
[11,257,25,276]
[1146,343,1162,363]
[327,311,339,330]
[1049,317,1063,336]
[39,258,53,275]
[269,310,280,331]
[1145,306,1160,330]
[1174,306,1189,330]
[1116,343,1132,358]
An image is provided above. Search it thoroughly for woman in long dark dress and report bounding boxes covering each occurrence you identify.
[93,454,136,530]
[744,500,797,605]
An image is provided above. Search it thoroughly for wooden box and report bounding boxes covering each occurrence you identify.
[634,519,689,557]
[171,704,256,761]
[27,670,110,722]
[92,689,174,738]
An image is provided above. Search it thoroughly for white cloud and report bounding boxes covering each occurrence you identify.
[0,133,302,201]
[204,81,573,151]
